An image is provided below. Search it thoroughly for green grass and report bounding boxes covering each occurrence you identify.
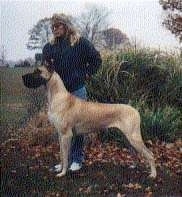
[1,67,46,142]
[0,67,36,140]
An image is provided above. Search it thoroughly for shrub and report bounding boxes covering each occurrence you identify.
[86,48,182,142]
[87,48,182,108]
[141,106,182,142]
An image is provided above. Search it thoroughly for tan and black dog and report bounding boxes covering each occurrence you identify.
[22,64,157,178]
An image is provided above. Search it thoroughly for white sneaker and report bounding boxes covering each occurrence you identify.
[69,162,82,171]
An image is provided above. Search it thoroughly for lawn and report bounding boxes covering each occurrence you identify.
[1,67,33,127]
[0,67,44,141]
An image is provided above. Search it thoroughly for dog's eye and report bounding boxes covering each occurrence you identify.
[33,68,41,74]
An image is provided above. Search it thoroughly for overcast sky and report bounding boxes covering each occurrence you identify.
[0,0,180,61]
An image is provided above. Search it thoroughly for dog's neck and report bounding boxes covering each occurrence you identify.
[46,72,69,103]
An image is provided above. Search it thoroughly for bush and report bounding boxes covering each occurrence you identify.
[86,48,182,142]
[142,107,182,142]
[87,48,182,109]
[132,101,182,142]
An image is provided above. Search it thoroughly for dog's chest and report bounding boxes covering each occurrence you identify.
[48,112,61,128]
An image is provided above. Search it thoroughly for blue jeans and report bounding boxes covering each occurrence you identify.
[69,86,87,164]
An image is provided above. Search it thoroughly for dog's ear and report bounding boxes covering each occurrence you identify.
[44,59,55,73]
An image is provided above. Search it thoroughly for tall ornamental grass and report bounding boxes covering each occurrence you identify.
[86,48,182,142]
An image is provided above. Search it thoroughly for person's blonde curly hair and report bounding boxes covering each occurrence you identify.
[50,13,80,46]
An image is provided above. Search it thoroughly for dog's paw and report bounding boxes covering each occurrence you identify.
[54,164,62,172]
[56,171,66,177]
[49,164,62,173]
[149,172,157,179]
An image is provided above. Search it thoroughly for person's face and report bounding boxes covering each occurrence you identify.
[51,23,66,38]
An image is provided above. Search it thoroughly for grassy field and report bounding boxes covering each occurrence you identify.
[0,67,35,139]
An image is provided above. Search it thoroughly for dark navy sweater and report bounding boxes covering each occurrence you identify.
[42,37,102,92]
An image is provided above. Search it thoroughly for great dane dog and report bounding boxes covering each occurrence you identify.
[22,63,157,178]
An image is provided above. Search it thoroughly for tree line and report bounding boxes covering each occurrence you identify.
[26,6,130,52]
[1,1,180,68]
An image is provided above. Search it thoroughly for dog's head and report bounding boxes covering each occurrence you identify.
[22,61,55,89]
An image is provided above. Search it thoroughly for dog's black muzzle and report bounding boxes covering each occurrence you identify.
[22,72,47,89]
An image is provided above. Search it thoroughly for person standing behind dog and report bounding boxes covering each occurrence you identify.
[42,13,102,172]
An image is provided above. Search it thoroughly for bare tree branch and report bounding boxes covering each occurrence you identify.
[159,0,182,43]
[76,5,110,46]
[27,17,52,50]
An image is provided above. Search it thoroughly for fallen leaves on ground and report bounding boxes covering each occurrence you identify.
[1,113,181,196]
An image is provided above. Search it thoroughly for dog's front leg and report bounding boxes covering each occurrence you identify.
[53,132,63,173]
[56,128,72,177]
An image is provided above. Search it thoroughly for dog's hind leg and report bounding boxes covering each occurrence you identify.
[56,128,73,177]
[113,121,157,178]
[126,127,157,178]
[127,135,156,178]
